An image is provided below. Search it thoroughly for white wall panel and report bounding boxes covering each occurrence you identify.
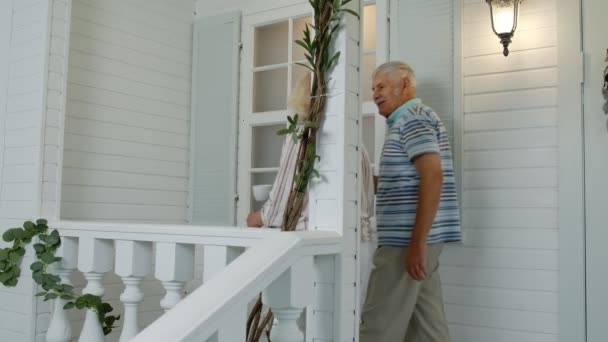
[453,0,560,340]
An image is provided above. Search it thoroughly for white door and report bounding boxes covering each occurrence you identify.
[583,0,608,340]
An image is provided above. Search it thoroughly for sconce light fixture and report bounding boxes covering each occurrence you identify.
[486,0,522,57]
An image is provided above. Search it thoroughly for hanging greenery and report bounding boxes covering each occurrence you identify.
[0,219,119,335]
[246,1,358,341]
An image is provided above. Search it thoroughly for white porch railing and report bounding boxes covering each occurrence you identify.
[45,221,341,342]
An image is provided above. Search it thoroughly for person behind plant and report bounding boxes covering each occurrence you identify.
[246,72,377,304]
[359,61,461,342]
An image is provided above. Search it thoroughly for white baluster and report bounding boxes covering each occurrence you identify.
[262,257,314,342]
[78,238,113,342]
[202,246,244,282]
[115,240,152,342]
[46,237,78,342]
[155,243,194,311]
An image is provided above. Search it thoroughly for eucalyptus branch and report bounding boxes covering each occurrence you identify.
[0,219,120,335]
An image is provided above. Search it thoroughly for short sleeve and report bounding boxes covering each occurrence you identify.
[399,116,440,161]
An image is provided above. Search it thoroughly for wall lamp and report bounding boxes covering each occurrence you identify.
[486,0,522,57]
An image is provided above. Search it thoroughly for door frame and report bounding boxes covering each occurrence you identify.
[557,0,586,341]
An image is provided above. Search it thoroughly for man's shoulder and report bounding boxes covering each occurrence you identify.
[394,102,439,128]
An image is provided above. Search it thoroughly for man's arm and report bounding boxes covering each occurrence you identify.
[405,153,443,280]
[373,175,378,194]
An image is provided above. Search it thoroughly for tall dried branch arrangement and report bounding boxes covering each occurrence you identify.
[246,1,358,341]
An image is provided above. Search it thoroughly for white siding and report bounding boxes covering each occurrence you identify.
[60,0,194,222]
[446,0,559,341]
[0,1,51,341]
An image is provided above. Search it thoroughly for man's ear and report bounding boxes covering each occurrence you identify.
[402,77,409,90]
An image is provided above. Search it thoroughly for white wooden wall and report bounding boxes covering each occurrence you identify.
[52,2,194,341]
[445,0,559,341]
[0,1,53,341]
[60,0,194,222]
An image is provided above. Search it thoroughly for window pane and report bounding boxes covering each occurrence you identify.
[254,21,288,67]
[292,16,313,62]
[252,124,285,168]
[253,67,288,112]
[361,53,376,102]
[362,5,376,51]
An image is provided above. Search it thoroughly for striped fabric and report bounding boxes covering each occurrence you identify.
[260,128,375,240]
[376,98,461,246]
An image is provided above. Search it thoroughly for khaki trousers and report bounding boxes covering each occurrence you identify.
[359,243,449,342]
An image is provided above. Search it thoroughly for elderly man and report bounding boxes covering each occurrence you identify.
[359,61,461,342]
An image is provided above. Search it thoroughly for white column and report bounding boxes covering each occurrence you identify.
[115,240,152,342]
[262,257,313,342]
[77,238,114,342]
[308,1,361,341]
[46,237,78,342]
[155,242,194,311]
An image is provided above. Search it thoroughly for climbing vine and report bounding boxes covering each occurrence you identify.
[0,219,119,335]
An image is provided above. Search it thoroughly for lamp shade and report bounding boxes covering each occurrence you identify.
[486,0,522,56]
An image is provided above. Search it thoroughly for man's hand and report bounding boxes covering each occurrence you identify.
[405,241,427,281]
[247,211,263,227]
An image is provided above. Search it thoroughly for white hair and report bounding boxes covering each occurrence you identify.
[372,61,417,88]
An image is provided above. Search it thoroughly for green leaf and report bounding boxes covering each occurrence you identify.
[63,302,75,310]
[61,284,74,292]
[294,61,314,72]
[0,262,5,270]
[12,229,25,240]
[294,39,311,53]
[32,273,44,284]
[15,246,25,256]
[2,229,15,242]
[0,271,11,283]
[9,252,21,263]
[44,293,58,301]
[328,51,340,68]
[277,128,291,136]
[47,230,60,245]
[311,169,320,178]
[30,262,43,271]
[35,291,47,297]
[100,303,114,313]
[33,243,45,253]
[339,8,360,18]
[41,252,55,264]
[6,278,17,287]
[61,294,73,300]
[23,221,35,230]
[303,120,315,128]
[36,219,48,226]
[0,249,8,261]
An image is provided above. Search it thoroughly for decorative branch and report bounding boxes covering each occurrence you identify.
[0,219,120,335]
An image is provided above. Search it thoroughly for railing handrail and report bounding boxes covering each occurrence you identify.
[132,230,342,342]
[51,220,285,247]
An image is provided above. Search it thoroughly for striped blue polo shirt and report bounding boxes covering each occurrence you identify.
[376,98,461,246]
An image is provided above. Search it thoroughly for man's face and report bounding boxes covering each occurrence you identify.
[372,72,408,117]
